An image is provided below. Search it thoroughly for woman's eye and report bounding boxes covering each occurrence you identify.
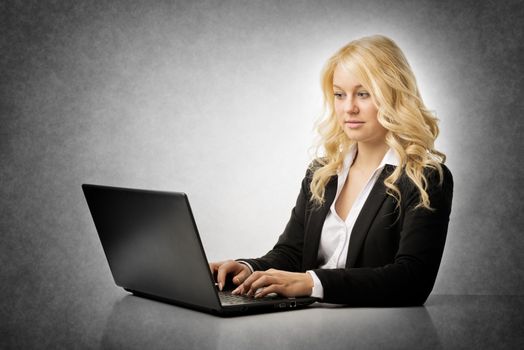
[334,92,345,100]
[357,91,370,98]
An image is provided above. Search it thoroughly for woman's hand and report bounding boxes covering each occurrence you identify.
[232,268,314,298]
[209,260,252,291]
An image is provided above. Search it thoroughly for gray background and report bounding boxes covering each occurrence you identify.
[2,0,523,347]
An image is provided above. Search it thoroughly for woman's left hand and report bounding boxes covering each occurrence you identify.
[231,268,314,298]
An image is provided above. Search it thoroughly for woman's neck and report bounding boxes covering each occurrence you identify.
[352,141,389,171]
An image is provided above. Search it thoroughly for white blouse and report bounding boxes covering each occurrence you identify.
[306,144,400,299]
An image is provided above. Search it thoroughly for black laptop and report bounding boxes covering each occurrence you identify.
[82,184,318,316]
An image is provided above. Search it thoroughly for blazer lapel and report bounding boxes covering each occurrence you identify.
[302,175,337,271]
[346,165,395,268]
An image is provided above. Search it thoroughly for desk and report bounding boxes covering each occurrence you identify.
[5,293,523,349]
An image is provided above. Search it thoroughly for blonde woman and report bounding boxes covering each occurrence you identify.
[211,35,453,306]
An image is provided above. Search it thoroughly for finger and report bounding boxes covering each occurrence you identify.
[255,284,283,298]
[247,275,276,296]
[248,276,276,294]
[216,261,235,291]
[232,268,251,285]
[232,284,245,295]
[209,261,221,275]
[240,271,263,291]
[233,270,268,295]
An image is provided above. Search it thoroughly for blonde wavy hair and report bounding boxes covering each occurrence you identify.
[311,35,446,211]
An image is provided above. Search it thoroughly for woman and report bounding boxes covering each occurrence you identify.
[210,35,453,306]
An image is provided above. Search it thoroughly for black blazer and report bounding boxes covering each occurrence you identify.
[241,162,454,306]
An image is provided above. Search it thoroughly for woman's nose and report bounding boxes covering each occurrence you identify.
[344,99,358,114]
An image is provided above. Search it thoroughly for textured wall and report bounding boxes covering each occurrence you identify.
[2,0,523,343]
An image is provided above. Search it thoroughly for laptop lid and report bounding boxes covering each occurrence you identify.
[82,184,222,312]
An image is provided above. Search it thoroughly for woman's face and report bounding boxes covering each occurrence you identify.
[333,64,388,146]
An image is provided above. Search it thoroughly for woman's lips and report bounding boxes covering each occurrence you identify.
[346,121,365,129]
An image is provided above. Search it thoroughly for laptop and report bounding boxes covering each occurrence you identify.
[82,184,318,316]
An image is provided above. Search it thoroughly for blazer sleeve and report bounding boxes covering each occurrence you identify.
[313,165,454,306]
[238,165,313,272]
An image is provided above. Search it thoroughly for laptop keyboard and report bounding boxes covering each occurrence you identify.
[219,291,284,305]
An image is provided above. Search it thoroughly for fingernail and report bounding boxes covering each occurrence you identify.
[219,282,223,291]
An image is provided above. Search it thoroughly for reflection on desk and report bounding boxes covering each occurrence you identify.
[99,294,524,349]
[102,294,442,349]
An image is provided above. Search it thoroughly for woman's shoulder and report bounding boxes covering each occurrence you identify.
[424,163,453,186]
[397,162,453,194]
[304,157,330,180]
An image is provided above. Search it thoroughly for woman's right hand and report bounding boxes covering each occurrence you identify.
[209,260,252,291]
